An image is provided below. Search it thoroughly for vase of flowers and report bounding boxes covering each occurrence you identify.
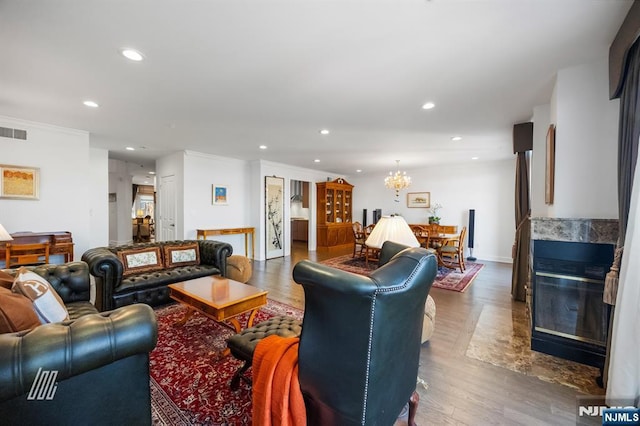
[428,203,442,224]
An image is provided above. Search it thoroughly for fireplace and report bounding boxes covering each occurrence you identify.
[531,239,613,368]
[530,218,618,371]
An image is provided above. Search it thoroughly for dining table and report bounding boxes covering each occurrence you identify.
[414,232,460,267]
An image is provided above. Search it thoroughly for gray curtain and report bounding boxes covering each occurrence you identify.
[511,151,530,302]
[604,37,640,387]
[617,40,640,249]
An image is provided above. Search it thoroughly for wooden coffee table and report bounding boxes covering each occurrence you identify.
[168,275,268,334]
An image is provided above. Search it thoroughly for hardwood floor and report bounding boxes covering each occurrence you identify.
[248,241,599,425]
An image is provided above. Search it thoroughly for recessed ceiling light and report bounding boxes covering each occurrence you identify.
[259,145,267,150]
[126,147,135,151]
[83,100,99,108]
[451,136,462,141]
[319,129,330,135]
[149,171,156,175]
[471,157,479,160]
[422,102,435,110]
[356,169,362,173]
[121,49,144,61]
[314,159,321,163]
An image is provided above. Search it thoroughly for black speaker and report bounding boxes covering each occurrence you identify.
[363,209,367,226]
[373,209,382,224]
[467,209,477,261]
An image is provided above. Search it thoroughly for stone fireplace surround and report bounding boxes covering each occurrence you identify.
[528,217,618,320]
[528,217,618,368]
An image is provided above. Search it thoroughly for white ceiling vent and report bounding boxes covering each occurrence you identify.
[0,126,27,140]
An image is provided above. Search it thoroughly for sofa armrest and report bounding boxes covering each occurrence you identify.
[82,247,123,311]
[198,240,233,277]
[0,304,157,402]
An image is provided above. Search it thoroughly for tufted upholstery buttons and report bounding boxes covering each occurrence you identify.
[227,316,302,389]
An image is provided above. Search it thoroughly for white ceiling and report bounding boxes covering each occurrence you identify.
[0,0,633,178]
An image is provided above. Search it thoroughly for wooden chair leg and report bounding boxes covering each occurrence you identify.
[408,390,419,426]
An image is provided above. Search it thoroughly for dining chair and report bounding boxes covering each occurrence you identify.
[138,223,151,242]
[363,224,378,265]
[132,223,140,243]
[352,222,366,258]
[409,224,430,249]
[5,242,50,268]
[438,226,467,272]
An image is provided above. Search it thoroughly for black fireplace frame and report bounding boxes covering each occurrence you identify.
[531,240,613,369]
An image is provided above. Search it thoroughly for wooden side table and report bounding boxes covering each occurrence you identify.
[196,227,255,259]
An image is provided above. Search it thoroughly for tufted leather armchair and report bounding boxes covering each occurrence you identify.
[0,262,158,425]
[292,242,437,425]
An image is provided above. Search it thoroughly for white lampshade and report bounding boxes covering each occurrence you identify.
[365,215,419,249]
[0,224,13,242]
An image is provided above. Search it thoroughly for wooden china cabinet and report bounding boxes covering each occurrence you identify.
[316,178,354,250]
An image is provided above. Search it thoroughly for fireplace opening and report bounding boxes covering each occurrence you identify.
[531,240,613,369]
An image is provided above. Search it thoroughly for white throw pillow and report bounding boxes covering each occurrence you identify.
[12,268,69,324]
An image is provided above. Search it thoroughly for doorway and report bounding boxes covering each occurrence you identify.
[290,180,310,250]
[159,175,177,241]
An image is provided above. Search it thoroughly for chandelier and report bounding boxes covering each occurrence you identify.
[384,160,411,200]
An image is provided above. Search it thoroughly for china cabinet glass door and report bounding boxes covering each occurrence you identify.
[344,190,352,223]
[326,189,335,223]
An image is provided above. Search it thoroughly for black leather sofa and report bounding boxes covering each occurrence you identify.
[0,261,158,426]
[82,239,232,311]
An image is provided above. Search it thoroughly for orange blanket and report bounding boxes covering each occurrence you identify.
[252,335,306,426]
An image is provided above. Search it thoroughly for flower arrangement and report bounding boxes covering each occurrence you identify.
[428,202,443,224]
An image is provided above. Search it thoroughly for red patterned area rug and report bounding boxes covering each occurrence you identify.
[320,254,484,292]
[150,299,303,425]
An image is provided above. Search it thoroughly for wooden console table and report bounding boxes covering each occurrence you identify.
[196,227,255,259]
[0,231,74,264]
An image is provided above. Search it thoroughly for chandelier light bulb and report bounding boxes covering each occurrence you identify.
[384,160,411,200]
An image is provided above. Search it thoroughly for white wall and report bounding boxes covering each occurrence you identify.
[181,151,251,255]
[251,160,342,261]
[89,147,109,248]
[351,159,515,263]
[549,57,619,219]
[0,115,97,260]
[108,158,134,245]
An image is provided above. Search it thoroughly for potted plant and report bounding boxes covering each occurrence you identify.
[428,203,442,224]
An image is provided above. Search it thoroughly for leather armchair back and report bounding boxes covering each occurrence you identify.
[293,243,437,425]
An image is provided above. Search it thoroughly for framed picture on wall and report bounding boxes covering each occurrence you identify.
[265,176,284,259]
[407,192,430,208]
[212,185,228,205]
[545,124,555,205]
[0,165,40,200]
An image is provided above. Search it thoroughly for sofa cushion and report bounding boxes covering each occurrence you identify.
[0,286,41,333]
[117,247,164,277]
[118,264,222,293]
[11,267,69,324]
[163,243,200,268]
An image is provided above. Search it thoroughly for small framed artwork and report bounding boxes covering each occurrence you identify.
[212,185,228,205]
[545,124,555,205]
[407,192,430,208]
[0,165,40,200]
